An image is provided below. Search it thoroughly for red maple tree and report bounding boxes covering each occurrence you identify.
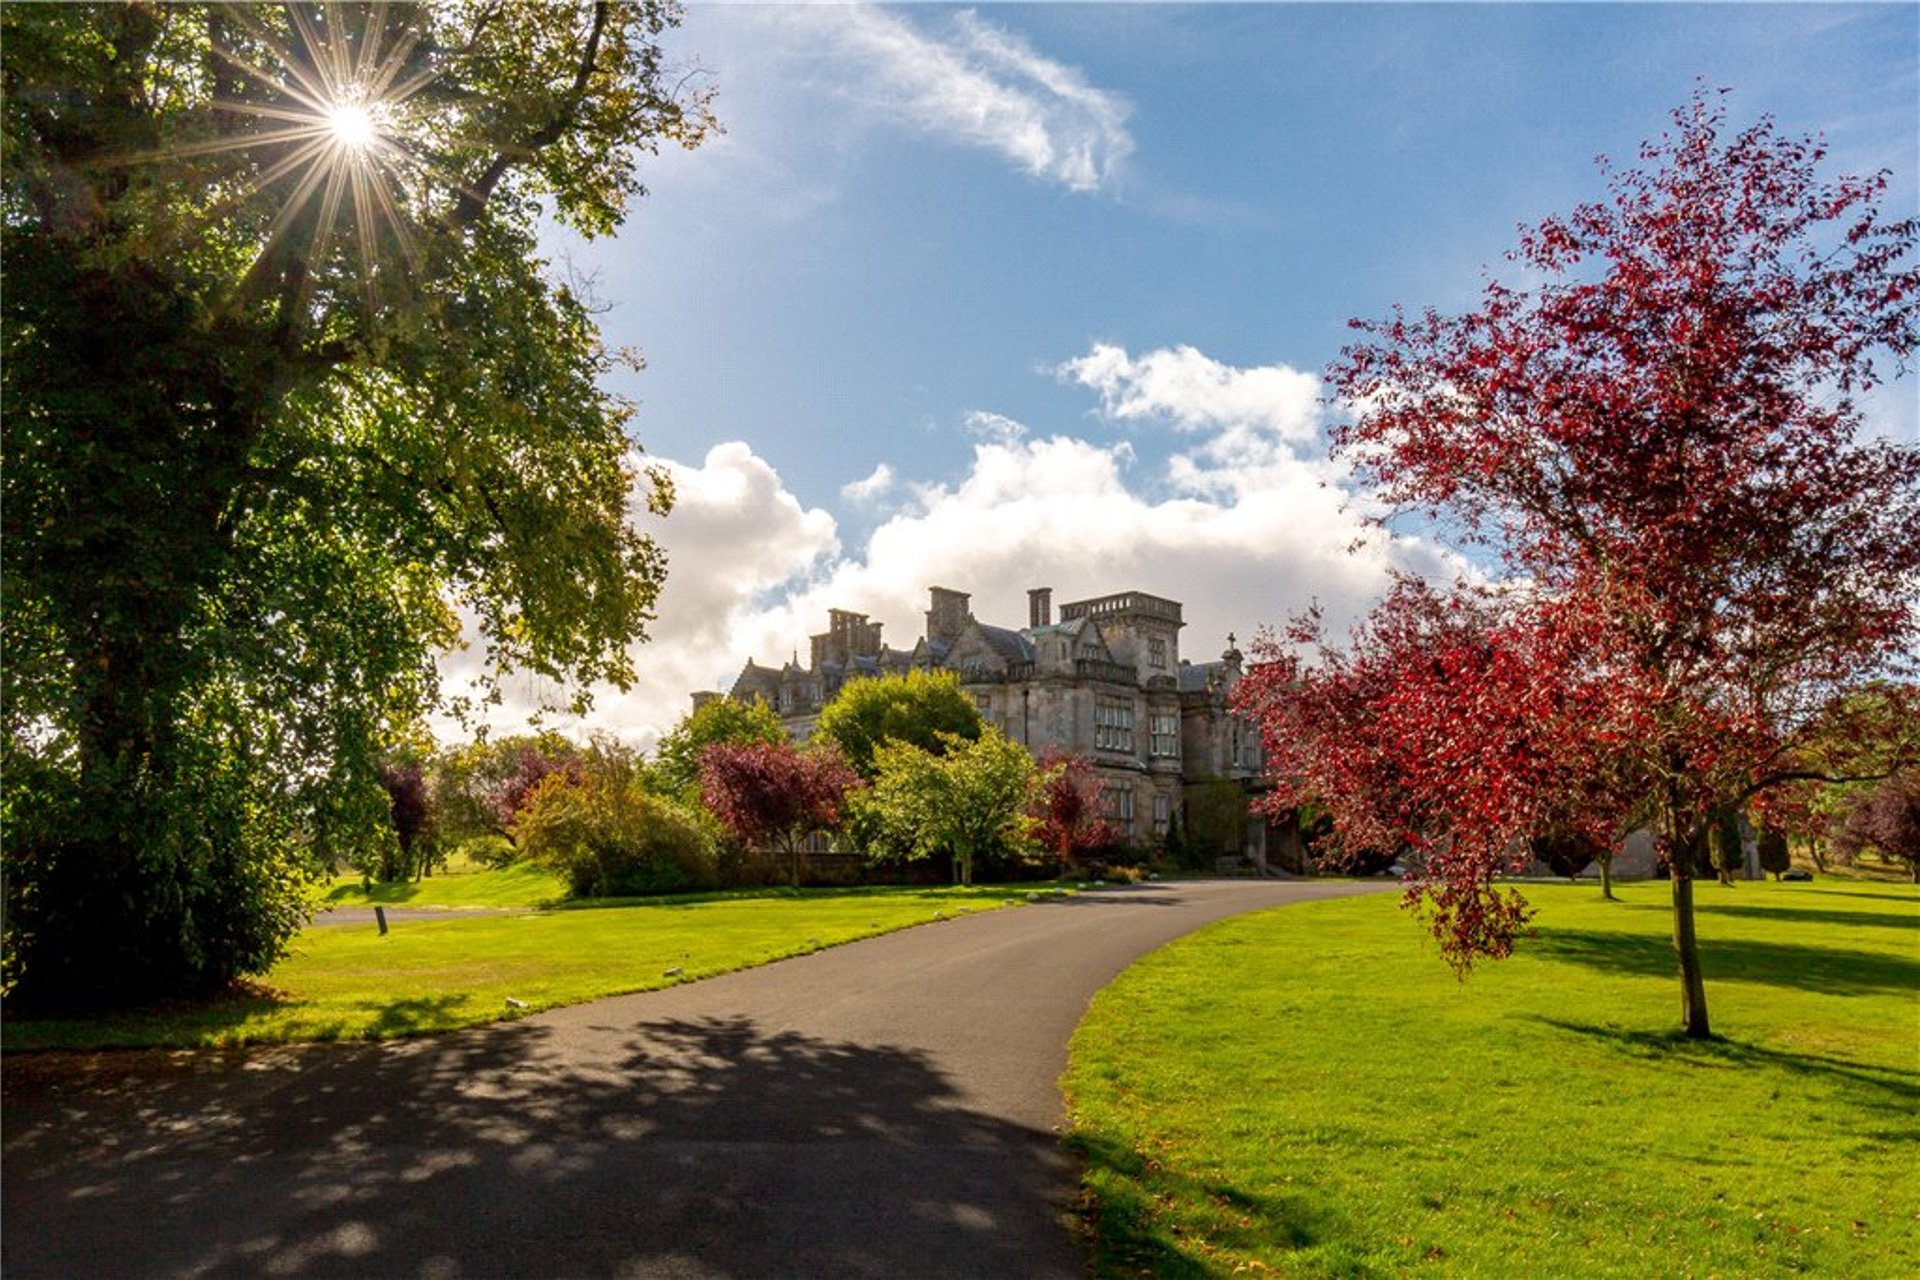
[1240,90,1919,1037]
[698,740,860,887]
[1030,752,1119,870]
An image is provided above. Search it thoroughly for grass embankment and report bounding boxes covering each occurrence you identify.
[5,882,1035,1052]
[1064,880,1919,1278]
[319,860,566,908]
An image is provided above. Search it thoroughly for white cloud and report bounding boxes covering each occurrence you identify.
[1058,342,1325,444]
[960,409,1028,445]
[841,462,897,503]
[436,442,840,752]
[779,5,1133,192]
[435,347,1455,754]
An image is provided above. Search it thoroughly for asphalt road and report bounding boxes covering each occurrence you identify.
[3,879,1384,1278]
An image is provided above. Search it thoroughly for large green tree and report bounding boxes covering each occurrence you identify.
[650,696,785,796]
[1,2,712,1009]
[812,669,983,779]
[859,730,1037,886]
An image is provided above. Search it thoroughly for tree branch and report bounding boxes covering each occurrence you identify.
[447,1,610,230]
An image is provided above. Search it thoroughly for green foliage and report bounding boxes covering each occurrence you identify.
[812,669,983,779]
[1066,882,1920,1277]
[456,834,520,870]
[1707,807,1746,883]
[857,729,1037,885]
[514,745,718,898]
[1159,809,1186,868]
[427,732,578,850]
[1,3,712,1008]
[652,697,785,795]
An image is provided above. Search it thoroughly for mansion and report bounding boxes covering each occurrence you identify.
[704,585,1277,862]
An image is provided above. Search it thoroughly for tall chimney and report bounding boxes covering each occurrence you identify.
[1028,587,1053,629]
[927,586,972,646]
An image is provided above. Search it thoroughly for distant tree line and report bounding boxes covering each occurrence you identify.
[364,670,1231,900]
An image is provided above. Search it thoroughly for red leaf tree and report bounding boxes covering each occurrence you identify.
[1243,90,1919,1037]
[1832,771,1920,882]
[1030,752,1119,870]
[698,741,860,887]
[1237,578,1641,968]
[492,746,585,842]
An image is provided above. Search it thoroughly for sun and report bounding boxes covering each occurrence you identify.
[156,4,448,289]
[325,99,379,153]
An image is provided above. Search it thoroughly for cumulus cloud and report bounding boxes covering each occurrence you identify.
[841,462,897,504]
[436,442,840,751]
[960,409,1029,445]
[782,5,1133,192]
[1058,342,1325,443]
[755,428,1450,677]
[436,346,1454,754]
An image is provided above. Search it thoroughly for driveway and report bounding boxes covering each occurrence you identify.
[2,879,1385,1278]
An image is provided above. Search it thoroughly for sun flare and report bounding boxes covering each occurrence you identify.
[325,100,378,152]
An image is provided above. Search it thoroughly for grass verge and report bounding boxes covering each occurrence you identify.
[5,884,1037,1051]
[1063,879,1919,1278]
[318,861,567,908]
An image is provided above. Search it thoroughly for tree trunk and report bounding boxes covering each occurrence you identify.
[1599,852,1616,902]
[1668,852,1712,1039]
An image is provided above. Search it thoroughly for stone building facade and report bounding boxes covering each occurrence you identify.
[713,585,1274,861]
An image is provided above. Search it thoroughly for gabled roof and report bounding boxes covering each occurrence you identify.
[976,624,1035,664]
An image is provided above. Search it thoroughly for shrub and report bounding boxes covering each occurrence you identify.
[457,834,519,869]
[1530,832,1598,880]
[514,772,717,897]
[1757,825,1792,879]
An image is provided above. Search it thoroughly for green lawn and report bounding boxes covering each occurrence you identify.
[4,883,1037,1051]
[318,860,567,908]
[1063,879,1920,1278]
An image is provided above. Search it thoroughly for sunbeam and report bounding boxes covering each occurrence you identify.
[188,2,443,305]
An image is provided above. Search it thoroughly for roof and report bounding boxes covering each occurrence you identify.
[1178,661,1225,693]
[976,624,1035,664]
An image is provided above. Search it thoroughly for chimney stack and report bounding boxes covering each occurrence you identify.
[1028,587,1053,629]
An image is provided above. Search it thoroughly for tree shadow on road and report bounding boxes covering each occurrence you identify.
[3,1015,1076,1278]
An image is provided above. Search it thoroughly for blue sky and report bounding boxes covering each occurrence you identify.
[470,2,1920,747]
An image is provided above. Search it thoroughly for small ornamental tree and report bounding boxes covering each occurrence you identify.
[515,745,718,898]
[1832,771,1920,883]
[1238,577,1636,969]
[490,745,586,841]
[1757,823,1792,880]
[1030,752,1118,871]
[1531,833,1598,884]
[652,697,785,796]
[698,741,859,887]
[427,732,577,852]
[375,762,435,883]
[812,669,983,779]
[860,730,1037,886]
[1262,90,1919,1037]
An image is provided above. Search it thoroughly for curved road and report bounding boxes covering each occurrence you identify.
[3,879,1382,1278]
